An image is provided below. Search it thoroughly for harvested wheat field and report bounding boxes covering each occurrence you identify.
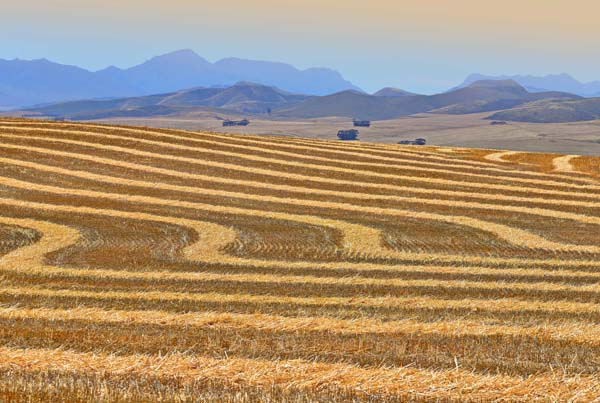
[1,118,600,402]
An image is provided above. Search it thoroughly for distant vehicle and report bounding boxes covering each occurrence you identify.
[337,129,359,140]
[353,119,371,127]
[490,121,508,125]
[223,119,250,127]
[398,138,427,145]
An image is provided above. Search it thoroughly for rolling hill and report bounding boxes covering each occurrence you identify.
[27,82,313,120]
[24,79,579,121]
[273,90,431,120]
[0,118,599,401]
[373,87,418,97]
[456,73,600,97]
[428,80,578,114]
[275,80,578,120]
[488,98,600,123]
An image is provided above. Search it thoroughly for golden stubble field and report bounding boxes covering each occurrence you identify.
[0,118,599,402]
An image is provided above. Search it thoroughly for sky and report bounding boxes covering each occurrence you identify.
[3,0,600,94]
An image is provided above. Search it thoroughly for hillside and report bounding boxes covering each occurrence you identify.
[274,90,431,120]
[22,79,580,121]
[456,73,600,97]
[373,87,417,97]
[0,119,599,401]
[488,98,600,123]
[275,80,578,120]
[0,50,358,108]
[429,80,578,114]
[27,82,313,119]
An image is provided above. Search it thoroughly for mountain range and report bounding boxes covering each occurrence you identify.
[0,50,359,109]
[456,73,600,97]
[27,79,581,122]
[26,82,312,120]
[276,80,578,120]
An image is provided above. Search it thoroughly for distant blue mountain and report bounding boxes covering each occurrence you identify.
[0,58,137,109]
[0,49,361,108]
[455,73,600,97]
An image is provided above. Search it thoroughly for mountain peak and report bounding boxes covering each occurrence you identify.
[162,49,199,57]
[329,89,366,97]
[458,73,600,96]
[466,79,524,89]
[232,81,273,87]
[373,87,416,97]
[147,49,209,65]
[97,65,123,74]
[0,50,360,107]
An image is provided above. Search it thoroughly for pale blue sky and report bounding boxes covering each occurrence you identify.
[3,0,600,93]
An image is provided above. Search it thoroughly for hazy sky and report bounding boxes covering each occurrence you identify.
[3,0,600,93]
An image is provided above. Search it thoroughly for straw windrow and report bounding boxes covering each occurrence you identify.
[0,118,599,402]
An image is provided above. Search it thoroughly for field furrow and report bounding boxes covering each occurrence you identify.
[4,121,592,184]
[3,347,600,402]
[2,128,599,196]
[1,119,599,402]
[0,120,537,169]
[3,141,600,212]
[2,170,599,259]
[2,192,599,270]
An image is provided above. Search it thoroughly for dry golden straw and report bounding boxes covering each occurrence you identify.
[1,119,600,403]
